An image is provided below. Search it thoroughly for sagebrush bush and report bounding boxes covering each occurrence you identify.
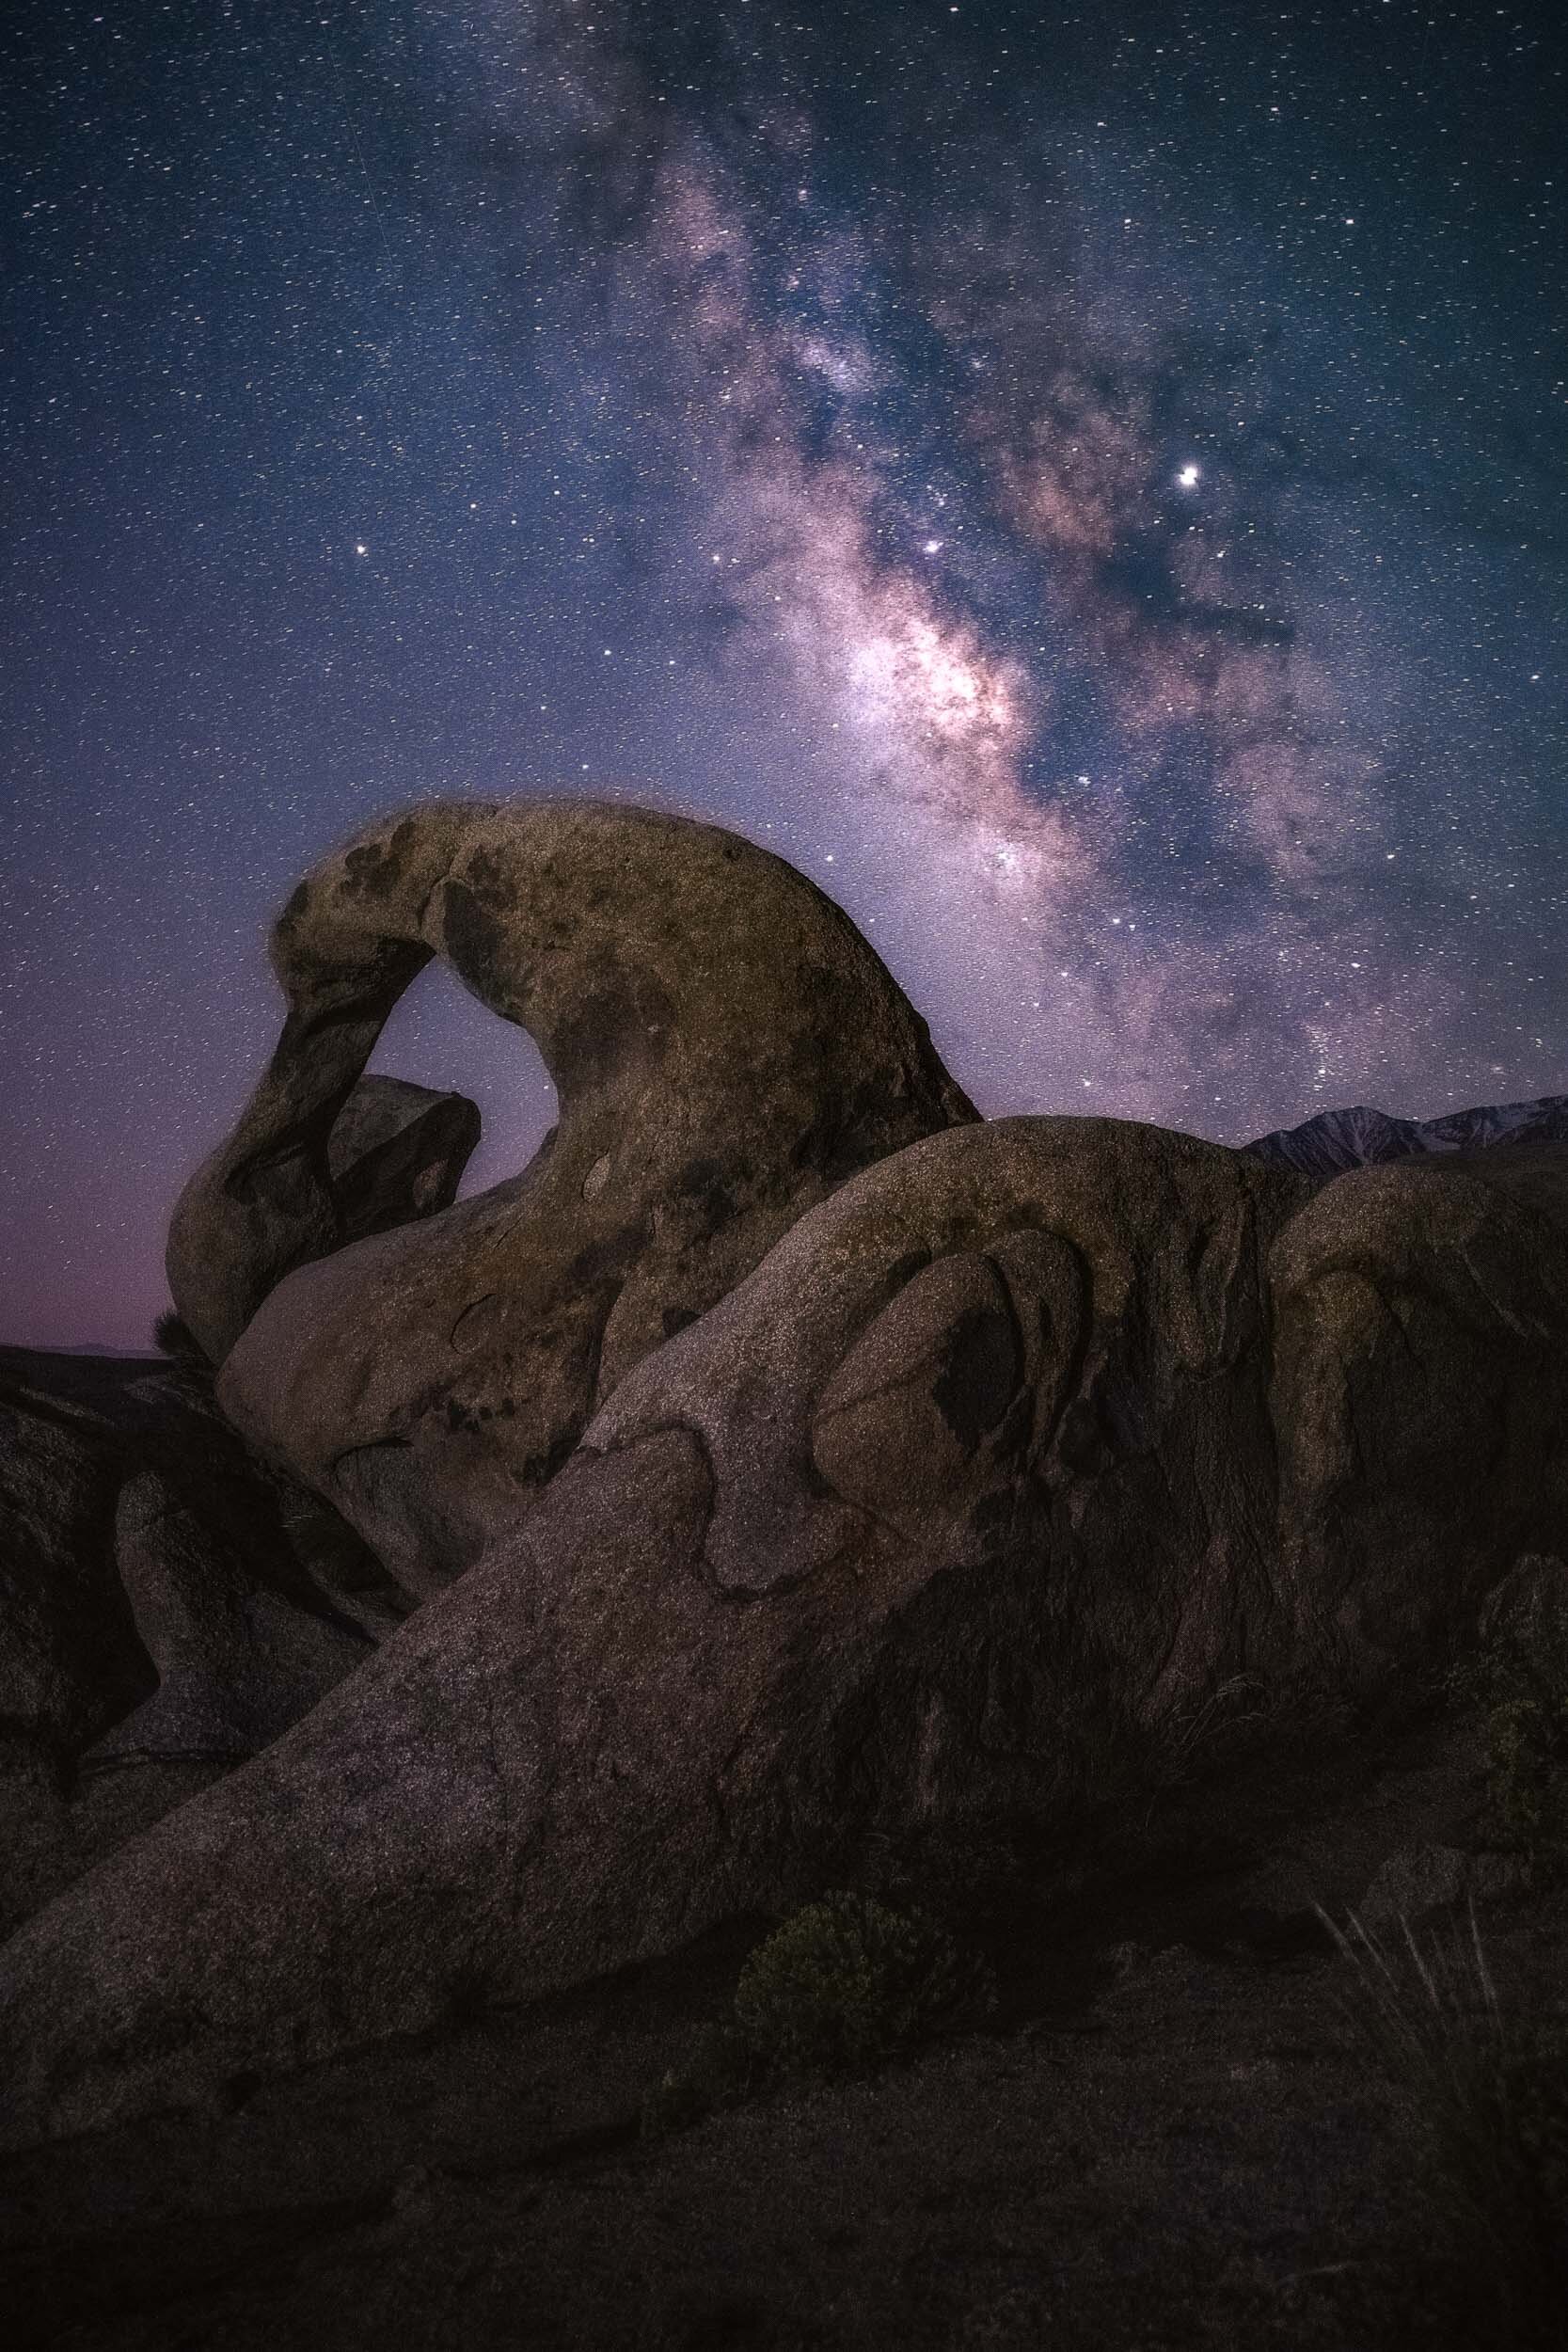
[1454,1566,1568,1866]
[1488,1691,1568,1856]
[640,1892,994,2138]
[731,1890,993,2079]
[150,1309,209,1368]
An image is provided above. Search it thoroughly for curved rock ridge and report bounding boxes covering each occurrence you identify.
[8,1115,1568,2148]
[9,1118,1293,2139]
[184,800,975,1595]
[14,798,1568,2154]
[168,1073,480,1371]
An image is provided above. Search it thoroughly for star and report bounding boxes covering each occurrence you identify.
[5,0,1560,1356]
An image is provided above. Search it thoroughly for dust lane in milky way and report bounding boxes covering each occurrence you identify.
[2,0,1563,1346]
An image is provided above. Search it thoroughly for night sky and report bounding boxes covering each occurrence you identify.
[4,0,1563,1349]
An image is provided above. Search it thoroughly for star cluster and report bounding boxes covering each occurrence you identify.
[2,0,1563,1344]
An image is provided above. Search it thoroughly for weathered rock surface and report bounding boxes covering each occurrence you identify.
[165,1075,479,1374]
[325,1074,481,1250]
[16,781,1568,2174]
[1266,1148,1568,1685]
[8,1102,1568,2153]
[0,1349,384,1934]
[168,1059,483,1373]
[193,801,975,1596]
[0,1119,1306,2143]
[5,1686,1561,2352]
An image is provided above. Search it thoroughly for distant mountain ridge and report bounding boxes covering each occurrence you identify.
[1243,1092,1568,1180]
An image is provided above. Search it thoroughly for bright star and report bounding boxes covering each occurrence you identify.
[1177,465,1200,489]
[355,542,368,556]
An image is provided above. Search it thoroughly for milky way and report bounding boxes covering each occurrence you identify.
[2,0,1563,1345]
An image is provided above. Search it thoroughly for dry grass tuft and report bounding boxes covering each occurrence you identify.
[1319,1900,1568,2349]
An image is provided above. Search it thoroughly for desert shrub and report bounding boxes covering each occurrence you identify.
[1453,1567,1568,1867]
[1488,1692,1568,1856]
[1134,1664,1369,1803]
[150,1309,209,1367]
[1322,1904,1568,2347]
[731,1890,993,2081]
[641,1893,994,2140]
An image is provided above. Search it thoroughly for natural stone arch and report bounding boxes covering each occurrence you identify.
[170,799,976,1592]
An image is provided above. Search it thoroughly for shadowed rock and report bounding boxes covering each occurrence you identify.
[169,1063,481,1372]
[0,1120,1312,2142]
[8,1118,1568,2150]
[188,801,976,1595]
[0,1350,381,1936]
[1267,1148,1568,1677]
[325,1074,481,1249]
[0,1386,142,1931]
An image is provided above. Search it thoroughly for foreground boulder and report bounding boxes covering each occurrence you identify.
[0,1349,384,1935]
[1268,1143,1568,1677]
[183,801,976,1597]
[0,1120,1291,2143]
[16,772,1568,2159]
[8,1113,1568,2150]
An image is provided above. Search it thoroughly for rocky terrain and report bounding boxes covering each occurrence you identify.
[0,1343,392,1938]
[2,1674,1562,2350]
[4,798,1566,2346]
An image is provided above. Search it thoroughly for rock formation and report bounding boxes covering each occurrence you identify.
[1,1119,1297,2139]
[8,806,1568,2156]
[324,1074,482,1252]
[190,800,976,1595]
[169,1073,480,1370]
[0,1347,386,1938]
[9,1104,1568,2151]
[1267,1145,1568,1675]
